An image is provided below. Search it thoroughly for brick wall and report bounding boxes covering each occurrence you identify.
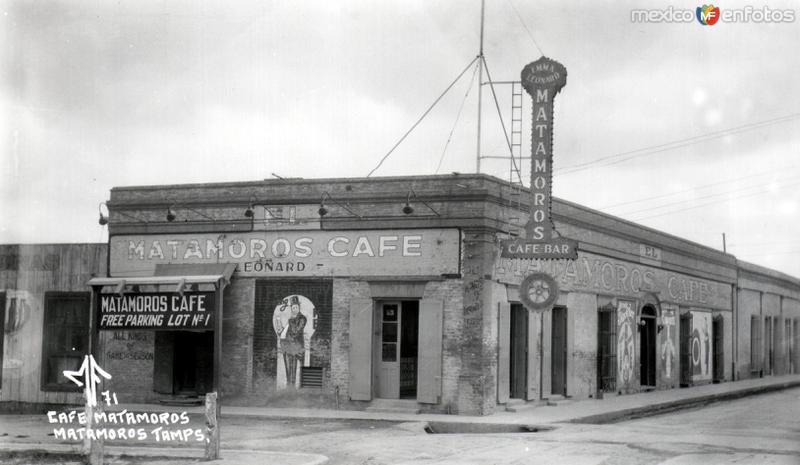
[457,229,496,415]
[222,278,255,398]
[422,279,463,413]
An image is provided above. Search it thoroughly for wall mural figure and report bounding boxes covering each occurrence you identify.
[617,300,635,391]
[660,307,677,379]
[272,295,316,389]
[690,311,713,381]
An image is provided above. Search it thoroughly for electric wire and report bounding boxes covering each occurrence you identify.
[367,56,480,178]
[555,113,800,175]
[627,179,800,222]
[614,173,800,217]
[436,61,480,174]
[728,239,800,247]
[506,0,544,56]
[596,166,798,211]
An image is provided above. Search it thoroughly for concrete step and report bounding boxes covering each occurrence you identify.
[544,395,573,407]
[365,399,420,414]
[504,398,528,412]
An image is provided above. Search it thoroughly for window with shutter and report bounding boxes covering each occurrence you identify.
[41,292,90,391]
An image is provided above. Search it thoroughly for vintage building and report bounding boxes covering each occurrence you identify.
[1,174,798,415]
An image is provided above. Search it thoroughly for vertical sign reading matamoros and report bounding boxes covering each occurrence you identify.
[501,57,577,260]
[524,57,564,242]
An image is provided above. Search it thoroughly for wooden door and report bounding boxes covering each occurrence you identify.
[497,302,511,404]
[377,302,401,399]
[551,307,567,396]
[0,293,4,391]
[786,319,793,374]
[680,313,693,386]
[713,317,724,382]
[597,307,617,393]
[417,298,443,404]
[510,305,528,399]
[766,317,773,375]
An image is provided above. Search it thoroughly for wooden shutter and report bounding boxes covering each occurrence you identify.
[417,298,443,404]
[348,298,374,401]
[497,302,510,404]
[0,293,4,390]
[713,317,724,382]
[527,310,539,400]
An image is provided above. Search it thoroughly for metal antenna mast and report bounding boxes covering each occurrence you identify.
[476,0,485,173]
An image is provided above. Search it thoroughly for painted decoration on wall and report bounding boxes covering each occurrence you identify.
[691,310,713,381]
[272,295,316,389]
[616,300,636,392]
[254,280,332,393]
[3,289,35,334]
[660,305,677,380]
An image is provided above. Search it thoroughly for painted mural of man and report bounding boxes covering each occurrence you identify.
[281,296,307,387]
[272,294,316,390]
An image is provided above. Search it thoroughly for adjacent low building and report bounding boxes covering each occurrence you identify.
[1,174,798,414]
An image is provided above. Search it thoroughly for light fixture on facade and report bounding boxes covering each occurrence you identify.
[244,200,255,218]
[404,189,439,216]
[317,192,362,219]
[99,201,149,224]
[166,204,215,223]
[98,203,109,226]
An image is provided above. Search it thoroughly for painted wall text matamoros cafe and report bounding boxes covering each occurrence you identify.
[110,229,460,277]
[495,252,732,309]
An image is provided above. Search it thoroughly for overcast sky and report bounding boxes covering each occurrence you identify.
[2,0,799,277]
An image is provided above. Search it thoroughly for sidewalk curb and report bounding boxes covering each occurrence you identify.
[570,379,800,424]
[0,443,329,465]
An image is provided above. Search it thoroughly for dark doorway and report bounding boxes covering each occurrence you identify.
[640,306,657,387]
[680,313,693,387]
[713,316,724,382]
[597,303,617,393]
[173,331,213,395]
[509,304,528,399]
[551,307,567,396]
[399,300,419,399]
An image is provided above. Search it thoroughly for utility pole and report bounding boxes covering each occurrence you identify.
[476,0,485,174]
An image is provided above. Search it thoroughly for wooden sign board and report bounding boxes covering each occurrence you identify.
[98,291,215,330]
